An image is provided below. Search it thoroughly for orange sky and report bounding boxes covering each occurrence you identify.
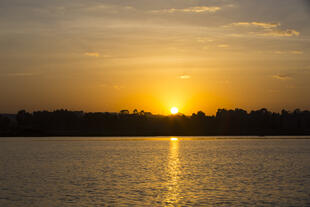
[0,0,309,115]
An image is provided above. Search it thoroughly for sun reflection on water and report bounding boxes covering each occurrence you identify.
[170,137,179,141]
[165,137,181,206]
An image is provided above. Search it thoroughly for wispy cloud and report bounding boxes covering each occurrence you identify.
[231,21,300,37]
[152,6,221,14]
[232,22,279,29]
[263,29,300,37]
[84,4,135,14]
[274,50,303,55]
[291,50,303,55]
[217,44,229,48]
[272,74,292,80]
[196,38,214,43]
[179,75,191,79]
[274,51,286,55]
[84,52,100,57]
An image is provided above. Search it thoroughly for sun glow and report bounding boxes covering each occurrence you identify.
[170,137,179,141]
[170,107,179,114]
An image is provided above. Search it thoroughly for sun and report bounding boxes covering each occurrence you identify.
[170,107,179,114]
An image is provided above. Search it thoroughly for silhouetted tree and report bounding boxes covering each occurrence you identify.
[120,110,129,115]
[16,110,32,126]
[2,107,310,136]
[0,115,10,131]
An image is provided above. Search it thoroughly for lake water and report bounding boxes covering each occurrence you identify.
[0,137,310,206]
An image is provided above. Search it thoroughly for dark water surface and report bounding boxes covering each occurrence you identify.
[0,137,310,206]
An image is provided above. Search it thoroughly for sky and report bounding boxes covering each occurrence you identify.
[0,0,309,115]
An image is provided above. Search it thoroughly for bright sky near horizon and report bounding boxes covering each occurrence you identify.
[0,0,309,115]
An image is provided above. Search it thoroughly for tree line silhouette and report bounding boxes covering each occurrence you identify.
[0,108,310,136]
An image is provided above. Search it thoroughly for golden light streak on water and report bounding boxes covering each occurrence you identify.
[165,137,181,206]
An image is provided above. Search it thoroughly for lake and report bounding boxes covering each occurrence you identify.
[0,137,310,206]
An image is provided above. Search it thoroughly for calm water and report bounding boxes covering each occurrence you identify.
[0,137,310,206]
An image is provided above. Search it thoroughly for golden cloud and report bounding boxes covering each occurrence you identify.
[262,29,300,37]
[274,50,303,55]
[179,75,191,79]
[232,22,279,29]
[153,6,221,13]
[272,74,292,80]
[231,21,299,37]
[290,50,303,55]
[84,52,100,57]
[217,44,229,48]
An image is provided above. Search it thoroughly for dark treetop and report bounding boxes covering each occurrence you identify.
[1,108,310,136]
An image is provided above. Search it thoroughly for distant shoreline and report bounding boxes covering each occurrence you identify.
[1,108,310,137]
[2,135,310,139]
